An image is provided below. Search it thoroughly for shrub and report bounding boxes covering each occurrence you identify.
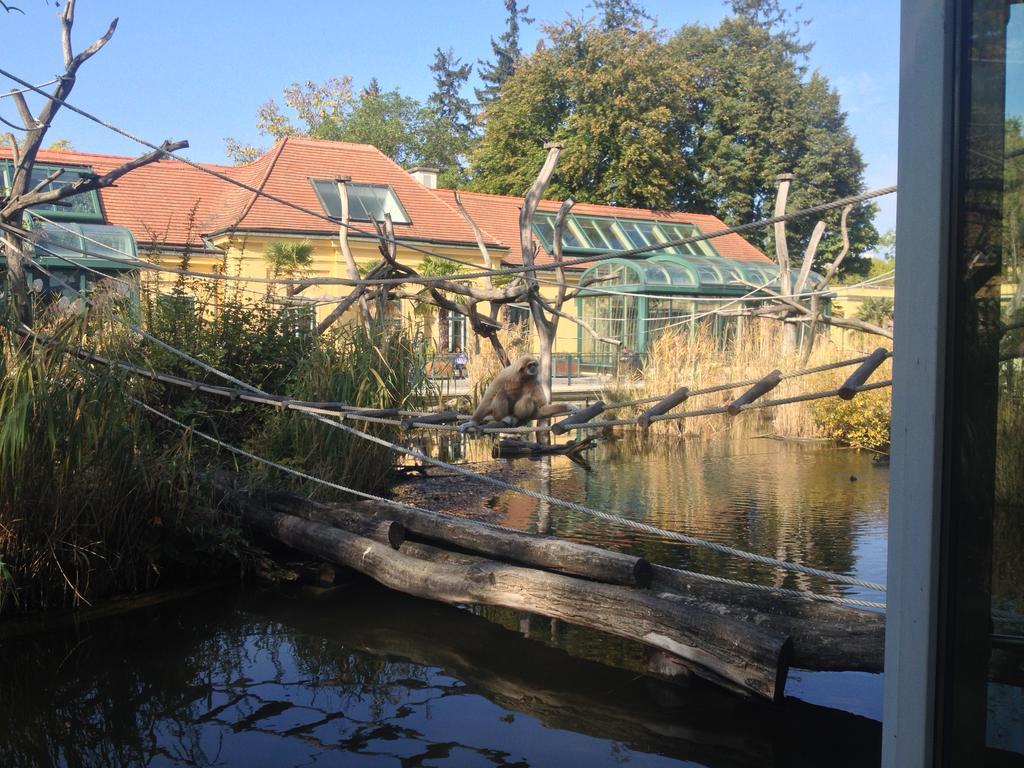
[812,387,891,451]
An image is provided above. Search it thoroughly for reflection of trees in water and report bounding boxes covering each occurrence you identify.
[0,585,883,767]
[492,440,887,600]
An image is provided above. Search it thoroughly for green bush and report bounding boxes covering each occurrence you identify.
[812,388,892,451]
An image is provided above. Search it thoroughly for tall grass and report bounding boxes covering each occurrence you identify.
[253,326,430,500]
[0,312,233,615]
[603,321,893,449]
[0,273,432,614]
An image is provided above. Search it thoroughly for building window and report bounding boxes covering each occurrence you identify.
[438,307,466,353]
[0,160,104,222]
[311,180,411,224]
[531,212,717,258]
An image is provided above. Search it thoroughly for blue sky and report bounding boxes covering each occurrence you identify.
[1,1,899,234]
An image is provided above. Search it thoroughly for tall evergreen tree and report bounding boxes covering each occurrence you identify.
[427,48,474,131]
[422,48,476,187]
[476,0,533,106]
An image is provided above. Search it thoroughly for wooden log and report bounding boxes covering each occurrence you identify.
[639,386,691,429]
[492,436,597,459]
[651,565,884,672]
[551,401,605,435]
[243,506,792,700]
[838,348,891,399]
[346,498,652,588]
[238,489,406,549]
[401,410,461,429]
[727,370,783,415]
[276,504,406,550]
[343,406,402,418]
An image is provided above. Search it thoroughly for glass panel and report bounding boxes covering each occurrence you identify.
[312,180,411,224]
[939,2,1024,760]
[78,224,138,259]
[575,218,612,249]
[21,164,104,222]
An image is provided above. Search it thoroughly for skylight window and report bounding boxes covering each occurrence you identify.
[311,180,411,224]
[531,212,718,258]
[0,160,104,223]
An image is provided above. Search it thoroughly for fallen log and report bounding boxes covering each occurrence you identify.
[344,498,652,588]
[651,565,884,672]
[243,506,792,701]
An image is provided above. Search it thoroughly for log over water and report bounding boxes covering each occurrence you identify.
[242,506,792,701]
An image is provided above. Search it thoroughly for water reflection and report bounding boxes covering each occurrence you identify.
[0,584,881,767]
[487,439,888,606]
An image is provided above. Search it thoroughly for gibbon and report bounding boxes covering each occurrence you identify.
[458,354,572,432]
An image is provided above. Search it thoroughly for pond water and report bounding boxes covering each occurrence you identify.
[0,439,889,767]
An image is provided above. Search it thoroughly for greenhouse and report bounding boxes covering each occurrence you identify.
[575,253,829,369]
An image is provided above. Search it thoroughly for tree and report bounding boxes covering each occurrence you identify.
[471,0,877,274]
[669,4,875,272]
[476,0,533,106]
[322,89,425,166]
[593,0,652,31]
[421,48,476,187]
[470,16,690,209]
[224,77,358,163]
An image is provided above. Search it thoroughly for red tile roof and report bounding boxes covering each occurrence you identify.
[2,138,771,269]
[435,189,772,267]
[1,138,500,251]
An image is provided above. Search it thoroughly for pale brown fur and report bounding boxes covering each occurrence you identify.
[459,355,571,432]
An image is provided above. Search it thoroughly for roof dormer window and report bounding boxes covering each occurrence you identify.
[311,180,411,224]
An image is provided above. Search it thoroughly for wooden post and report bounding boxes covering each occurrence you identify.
[773,173,797,354]
[727,370,783,415]
[838,348,891,399]
[638,386,690,429]
[551,400,605,435]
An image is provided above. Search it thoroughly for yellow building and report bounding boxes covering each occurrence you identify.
[2,137,780,363]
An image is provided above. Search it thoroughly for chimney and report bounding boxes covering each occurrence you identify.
[408,166,439,189]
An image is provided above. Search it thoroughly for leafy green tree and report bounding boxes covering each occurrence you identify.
[470,16,689,209]
[225,77,426,168]
[476,0,533,106]
[322,89,425,166]
[471,0,877,273]
[670,5,876,273]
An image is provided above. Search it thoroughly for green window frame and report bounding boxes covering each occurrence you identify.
[531,212,719,258]
[0,160,104,222]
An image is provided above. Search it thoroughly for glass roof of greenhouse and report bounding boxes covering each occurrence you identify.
[577,254,828,297]
[28,218,139,270]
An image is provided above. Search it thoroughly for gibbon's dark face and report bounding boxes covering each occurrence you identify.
[522,358,539,378]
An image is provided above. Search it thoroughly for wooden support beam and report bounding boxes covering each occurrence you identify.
[639,386,691,429]
[727,371,783,416]
[242,506,791,700]
[838,347,891,400]
[551,401,606,435]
